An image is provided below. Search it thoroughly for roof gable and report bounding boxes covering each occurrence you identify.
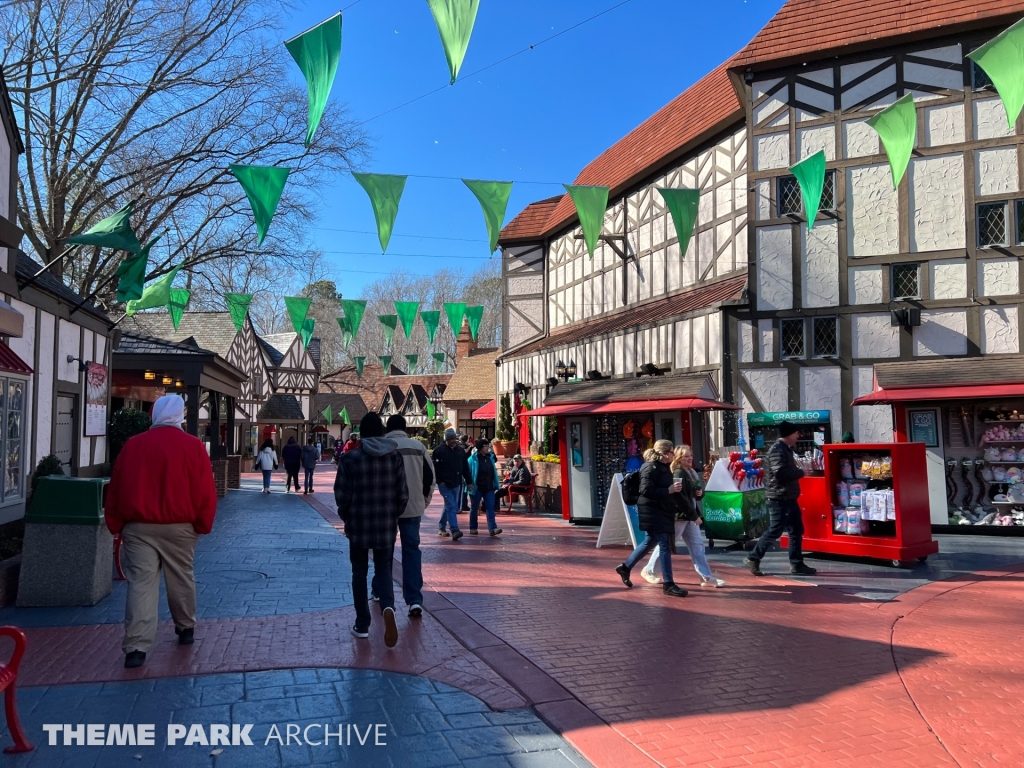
[122,311,239,357]
[443,348,499,402]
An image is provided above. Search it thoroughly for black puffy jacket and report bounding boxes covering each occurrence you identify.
[637,460,676,535]
[765,439,804,500]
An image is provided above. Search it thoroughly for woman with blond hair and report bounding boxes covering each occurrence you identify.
[614,439,688,597]
[641,444,726,588]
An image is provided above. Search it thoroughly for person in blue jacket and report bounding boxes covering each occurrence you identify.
[468,439,502,536]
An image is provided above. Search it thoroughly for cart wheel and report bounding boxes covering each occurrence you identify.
[706,538,714,549]
[917,556,928,563]
[892,559,906,568]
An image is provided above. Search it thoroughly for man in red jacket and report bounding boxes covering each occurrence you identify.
[105,394,218,668]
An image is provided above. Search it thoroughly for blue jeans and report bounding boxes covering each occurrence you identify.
[261,470,272,490]
[749,499,805,565]
[397,516,423,606]
[645,521,713,580]
[623,531,673,584]
[350,545,394,632]
[469,490,497,532]
[437,484,462,532]
[303,467,315,492]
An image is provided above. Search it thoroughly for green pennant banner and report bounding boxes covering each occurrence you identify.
[866,94,917,189]
[465,305,484,341]
[427,0,480,84]
[405,354,418,372]
[463,179,513,253]
[564,185,609,259]
[67,200,143,255]
[658,188,700,257]
[168,288,190,331]
[321,405,332,424]
[378,314,398,346]
[379,354,392,374]
[341,406,351,426]
[426,400,436,420]
[788,150,827,231]
[285,13,342,147]
[420,311,441,344]
[284,296,312,335]
[444,302,466,336]
[115,235,160,303]
[300,317,315,349]
[340,299,367,338]
[126,265,182,316]
[354,356,365,378]
[969,18,1024,130]
[353,173,407,252]
[336,316,354,349]
[224,293,253,333]
[432,351,446,373]
[395,301,420,338]
[230,165,291,246]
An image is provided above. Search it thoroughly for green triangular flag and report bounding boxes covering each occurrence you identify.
[67,200,143,255]
[465,305,484,341]
[336,316,354,349]
[563,185,609,259]
[126,265,183,316]
[340,299,367,337]
[405,354,418,372]
[866,94,917,189]
[341,406,350,426]
[321,404,332,424]
[115,236,160,303]
[379,354,392,374]
[658,189,700,256]
[353,173,407,252]
[378,314,398,346]
[395,301,420,338]
[224,293,253,333]
[285,13,342,147]
[427,0,480,84]
[432,351,445,373]
[420,311,441,344]
[426,401,436,420]
[300,317,315,349]
[354,356,365,378]
[284,296,311,334]
[788,150,827,231]
[168,288,190,331]
[463,179,513,253]
[969,18,1024,130]
[230,165,291,246]
[444,302,466,336]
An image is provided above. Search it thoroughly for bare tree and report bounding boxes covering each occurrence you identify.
[3,0,368,310]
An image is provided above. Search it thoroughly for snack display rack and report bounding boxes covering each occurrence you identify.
[786,443,938,566]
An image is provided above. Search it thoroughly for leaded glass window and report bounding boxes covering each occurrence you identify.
[978,202,1008,248]
[0,377,25,501]
[778,171,836,216]
[812,317,839,358]
[891,264,921,300]
[780,318,805,359]
[972,61,994,91]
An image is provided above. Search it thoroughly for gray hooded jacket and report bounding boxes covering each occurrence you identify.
[333,436,409,549]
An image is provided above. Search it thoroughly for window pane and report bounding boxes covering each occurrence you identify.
[973,61,994,91]
[1017,200,1024,244]
[8,381,22,414]
[892,264,920,299]
[5,440,19,499]
[821,171,836,211]
[978,202,1007,247]
[781,319,805,358]
[813,318,839,357]
[778,177,801,216]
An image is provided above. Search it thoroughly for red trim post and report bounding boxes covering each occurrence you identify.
[557,418,570,520]
[893,404,908,443]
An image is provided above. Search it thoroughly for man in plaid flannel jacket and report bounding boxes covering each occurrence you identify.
[334,413,409,647]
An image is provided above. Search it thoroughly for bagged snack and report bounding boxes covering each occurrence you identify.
[833,507,847,532]
[848,482,865,508]
[836,481,850,507]
[840,458,853,480]
[846,508,861,535]
[885,490,896,520]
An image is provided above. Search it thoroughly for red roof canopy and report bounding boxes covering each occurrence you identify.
[853,383,1024,405]
[0,343,33,376]
[471,399,496,419]
[529,397,740,417]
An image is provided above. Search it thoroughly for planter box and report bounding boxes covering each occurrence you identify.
[226,455,241,490]
[524,459,562,515]
[212,459,228,498]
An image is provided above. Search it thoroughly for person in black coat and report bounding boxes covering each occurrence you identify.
[614,439,688,598]
[281,436,302,493]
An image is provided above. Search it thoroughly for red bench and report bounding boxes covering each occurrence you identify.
[0,627,33,753]
[499,473,538,514]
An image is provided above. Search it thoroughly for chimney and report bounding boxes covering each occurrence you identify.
[455,317,477,362]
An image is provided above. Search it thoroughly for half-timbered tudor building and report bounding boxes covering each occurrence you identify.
[252,333,319,446]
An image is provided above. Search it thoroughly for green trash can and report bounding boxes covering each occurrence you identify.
[17,477,113,607]
[702,488,770,549]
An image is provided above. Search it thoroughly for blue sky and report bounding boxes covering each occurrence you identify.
[283,0,784,296]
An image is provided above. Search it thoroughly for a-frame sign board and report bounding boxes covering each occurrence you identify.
[596,473,645,548]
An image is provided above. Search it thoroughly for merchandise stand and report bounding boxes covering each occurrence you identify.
[785,443,939,566]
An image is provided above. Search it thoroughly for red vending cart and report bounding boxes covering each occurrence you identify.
[788,443,938,567]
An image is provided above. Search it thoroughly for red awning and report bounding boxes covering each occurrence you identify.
[0,343,32,376]
[471,399,496,419]
[852,383,1024,405]
[528,397,741,417]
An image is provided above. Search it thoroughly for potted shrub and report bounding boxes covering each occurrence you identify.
[495,393,518,456]
[110,408,152,464]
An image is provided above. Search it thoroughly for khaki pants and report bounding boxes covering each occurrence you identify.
[120,522,199,654]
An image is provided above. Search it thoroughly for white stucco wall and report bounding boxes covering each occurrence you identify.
[930,260,968,299]
[797,125,835,162]
[847,164,898,257]
[841,60,896,109]
[756,225,793,311]
[35,312,55,463]
[800,366,843,440]
[801,221,839,308]
[741,368,789,412]
[56,319,80,383]
[755,179,772,220]
[674,320,690,369]
[852,313,901,358]
[909,154,966,252]
[755,133,789,171]
[924,104,965,147]
[974,97,1014,141]
[981,307,1019,354]
[913,309,968,356]
[758,319,774,362]
[692,315,707,367]
[843,119,878,159]
[975,147,1019,197]
[978,257,1019,296]
[849,265,883,304]
[738,320,754,363]
[853,365,893,443]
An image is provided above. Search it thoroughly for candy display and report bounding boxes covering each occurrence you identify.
[724,449,764,491]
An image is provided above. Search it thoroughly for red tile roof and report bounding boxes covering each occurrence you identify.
[502,274,746,360]
[731,0,1024,71]
[498,63,743,245]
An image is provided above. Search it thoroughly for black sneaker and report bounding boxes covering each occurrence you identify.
[382,607,398,649]
[662,582,688,597]
[370,592,379,602]
[351,626,369,639]
[438,529,450,537]
[124,651,146,668]
[790,563,817,575]
[468,529,478,535]
[743,558,764,576]
[452,530,464,541]
[175,627,194,645]
[615,564,632,588]
[490,528,502,536]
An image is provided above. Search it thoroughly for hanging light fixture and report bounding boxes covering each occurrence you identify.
[567,360,577,379]
[143,371,156,381]
[161,375,173,385]
[555,360,567,382]
[175,379,184,389]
